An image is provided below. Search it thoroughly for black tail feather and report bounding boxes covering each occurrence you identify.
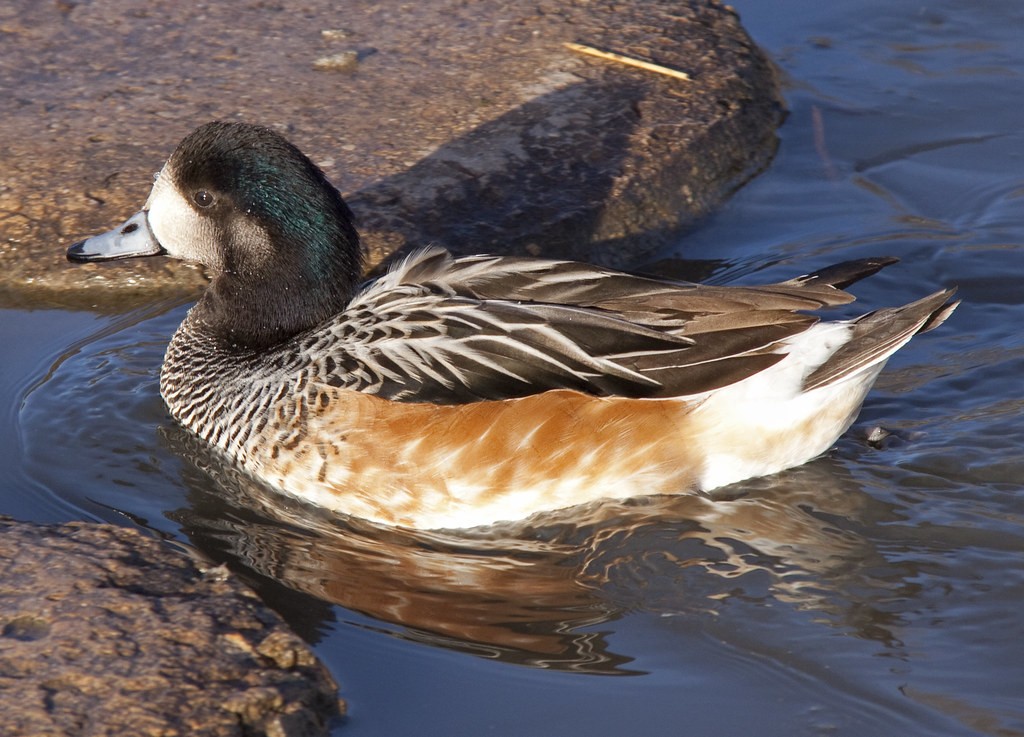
[789,256,901,290]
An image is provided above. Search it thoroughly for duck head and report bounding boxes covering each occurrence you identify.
[68,122,363,348]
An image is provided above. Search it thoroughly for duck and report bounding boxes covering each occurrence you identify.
[67,121,959,530]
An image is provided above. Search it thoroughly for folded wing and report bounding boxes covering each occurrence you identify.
[302,247,933,404]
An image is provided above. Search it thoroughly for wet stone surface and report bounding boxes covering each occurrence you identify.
[0,0,782,309]
[0,516,343,737]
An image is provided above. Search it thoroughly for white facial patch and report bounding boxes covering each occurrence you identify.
[145,163,225,269]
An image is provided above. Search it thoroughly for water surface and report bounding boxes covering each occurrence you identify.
[4,0,1024,735]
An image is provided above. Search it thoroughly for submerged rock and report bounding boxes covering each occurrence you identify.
[0,516,343,737]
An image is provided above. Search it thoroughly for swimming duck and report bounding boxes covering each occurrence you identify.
[67,121,958,530]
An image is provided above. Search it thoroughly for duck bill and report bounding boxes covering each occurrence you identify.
[67,210,165,262]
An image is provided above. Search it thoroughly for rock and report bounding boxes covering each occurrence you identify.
[0,517,343,737]
[0,0,782,309]
[311,51,360,73]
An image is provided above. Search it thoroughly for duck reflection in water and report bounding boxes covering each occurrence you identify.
[164,423,915,674]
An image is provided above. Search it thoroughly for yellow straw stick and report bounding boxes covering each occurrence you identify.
[564,42,691,82]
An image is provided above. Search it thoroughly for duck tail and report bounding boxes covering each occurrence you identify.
[802,288,960,391]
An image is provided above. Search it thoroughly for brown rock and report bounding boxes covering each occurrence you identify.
[0,0,782,309]
[0,517,343,737]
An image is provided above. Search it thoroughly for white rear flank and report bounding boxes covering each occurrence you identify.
[693,321,895,491]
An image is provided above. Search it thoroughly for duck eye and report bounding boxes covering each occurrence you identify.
[192,190,215,208]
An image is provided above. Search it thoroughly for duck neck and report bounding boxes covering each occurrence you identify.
[193,227,363,352]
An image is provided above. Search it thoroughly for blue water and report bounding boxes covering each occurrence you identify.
[4,0,1024,735]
